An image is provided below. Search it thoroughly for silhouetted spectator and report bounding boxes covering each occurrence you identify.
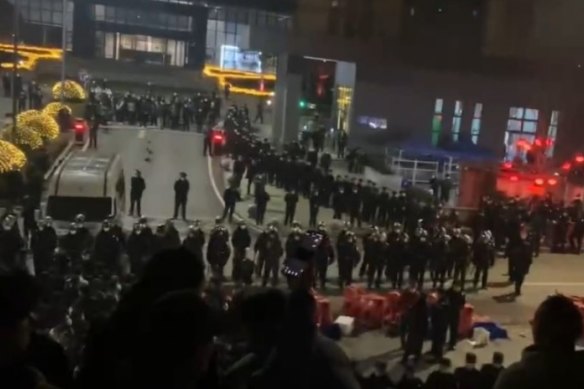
[480,352,504,389]
[455,352,481,389]
[0,270,72,389]
[425,358,456,389]
[495,295,584,389]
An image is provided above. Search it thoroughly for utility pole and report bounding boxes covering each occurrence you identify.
[60,0,67,102]
[11,0,19,139]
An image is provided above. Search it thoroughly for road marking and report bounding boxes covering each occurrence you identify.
[138,129,146,139]
[525,282,584,287]
[81,138,90,151]
[207,153,225,207]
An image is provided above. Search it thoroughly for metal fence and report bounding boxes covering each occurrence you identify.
[385,148,460,189]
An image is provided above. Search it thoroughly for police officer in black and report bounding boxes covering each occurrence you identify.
[386,223,409,289]
[313,222,335,289]
[93,219,123,275]
[336,224,360,289]
[285,222,304,259]
[410,226,430,289]
[507,230,533,296]
[284,190,299,226]
[222,185,241,223]
[366,231,385,289]
[473,230,494,290]
[254,223,283,287]
[127,218,153,276]
[173,172,190,220]
[31,216,57,275]
[332,187,346,219]
[348,187,362,228]
[445,286,466,350]
[183,220,206,262]
[431,228,450,289]
[231,221,251,283]
[308,189,320,228]
[130,170,146,217]
[450,228,471,291]
[207,218,231,279]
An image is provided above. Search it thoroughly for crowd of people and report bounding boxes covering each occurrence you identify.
[1,72,44,111]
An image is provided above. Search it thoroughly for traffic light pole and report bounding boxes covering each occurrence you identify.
[11,0,19,139]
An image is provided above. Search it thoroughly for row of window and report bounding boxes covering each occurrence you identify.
[93,5,193,32]
[431,98,560,160]
[19,0,71,27]
[208,7,292,31]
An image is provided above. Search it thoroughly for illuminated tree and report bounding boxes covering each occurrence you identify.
[17,110,60,141]
[51,80,86,102]
[0,140,27,173]
[42,102,72,119]
[1,124,43,151]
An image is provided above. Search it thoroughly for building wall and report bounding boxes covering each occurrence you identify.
[348,64,584,162]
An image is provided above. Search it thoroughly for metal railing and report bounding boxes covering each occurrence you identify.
[385,148,460,188]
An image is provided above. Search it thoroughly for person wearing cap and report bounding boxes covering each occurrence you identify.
[173,172,190,220]
[130,169,146,217]
[0,270,72,389]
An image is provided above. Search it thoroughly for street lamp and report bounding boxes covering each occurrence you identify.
[11,0,20,140]
[60,0,67,103]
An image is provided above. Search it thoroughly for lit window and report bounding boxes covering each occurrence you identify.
[451,100,463,141]
[504,106,540,161]
[470,103,482,144]
[431,98,443,145]
[547,110,560,157]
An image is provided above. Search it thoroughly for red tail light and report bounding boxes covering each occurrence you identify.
[74,123,84,132]
[213,134,224,142]
[547,178,558,186]
[510,175,519,182]
[534,178,544,186]
[576,155,584,163]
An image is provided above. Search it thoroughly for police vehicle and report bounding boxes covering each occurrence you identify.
[45,151,125,230]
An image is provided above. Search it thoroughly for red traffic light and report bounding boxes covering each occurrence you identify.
[534,178,545,186]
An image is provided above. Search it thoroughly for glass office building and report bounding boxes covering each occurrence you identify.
[7,0,294,70]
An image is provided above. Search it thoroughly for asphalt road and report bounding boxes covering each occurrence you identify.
[96,125,225,233]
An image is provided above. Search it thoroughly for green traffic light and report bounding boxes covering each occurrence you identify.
[299,100,306,108]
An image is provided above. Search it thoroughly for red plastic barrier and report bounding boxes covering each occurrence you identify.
[458,304,475,337]
[360,294,386,329]
[384,291,401,316]
[315,297,333,327]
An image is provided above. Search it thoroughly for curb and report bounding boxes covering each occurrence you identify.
[43,139,75,181]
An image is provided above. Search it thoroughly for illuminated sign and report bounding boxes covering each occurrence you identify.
[358,116,387,130]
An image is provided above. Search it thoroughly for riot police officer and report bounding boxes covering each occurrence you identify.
[207,218,231,279]
[231,221,251,283]
[183,220,206,262]
[31,216,57,275]
[366,231,386,289]
[508,230,533,296]
[410,225,430,289]
[58,222,87,274]
[314,222,335,289]
[430,227,450,289]
[254,223,283,287]
[74,214,93,251]
[450,228,471,291]
[336,223,360,289]
[386,223,409,289]
[93,219,123,275]
[285,221,304,259]
[127,218,154,275]
[473,230,494,290]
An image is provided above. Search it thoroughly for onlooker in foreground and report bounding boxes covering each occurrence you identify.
[495,295,584,389]
[424,358,456,389]
[0,270,72,389]
[454,352,481,389]
[480,352,505,389]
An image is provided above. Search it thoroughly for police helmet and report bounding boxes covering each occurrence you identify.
[75,214,86,224]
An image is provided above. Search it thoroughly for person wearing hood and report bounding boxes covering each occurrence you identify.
[494,295,584,389]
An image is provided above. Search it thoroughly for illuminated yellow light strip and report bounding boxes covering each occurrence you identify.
[203,65,276,97]
[0,44,62,71]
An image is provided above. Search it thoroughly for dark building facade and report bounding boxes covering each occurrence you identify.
[6,0,295,70]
